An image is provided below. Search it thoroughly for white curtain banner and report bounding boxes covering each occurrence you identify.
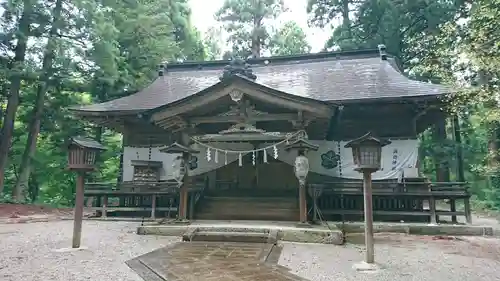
[123,139,418,181]
[260,139,418,180]
[337,139,419,180]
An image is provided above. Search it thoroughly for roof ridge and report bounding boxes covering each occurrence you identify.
[162,48,383,72]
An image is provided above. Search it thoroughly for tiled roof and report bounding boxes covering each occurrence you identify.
[71,49,451,114]
[69,137,106,150]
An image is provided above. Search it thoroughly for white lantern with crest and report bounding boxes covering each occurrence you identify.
[160,142,199,186]
[285,136,319,185]
[294,154,310,185]
[172,155,186,184]
[285,135,319,224]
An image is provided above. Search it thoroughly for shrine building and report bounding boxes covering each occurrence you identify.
[73,46,471,224]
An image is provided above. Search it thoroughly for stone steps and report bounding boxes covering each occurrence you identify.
[183,228,279,244]
[196,196,299,221]
[202,200,297,209]
[204,196,297,202]
[196,210,298,221]
[192,231,269,243]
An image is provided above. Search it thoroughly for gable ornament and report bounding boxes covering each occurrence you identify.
[220,58,257,82]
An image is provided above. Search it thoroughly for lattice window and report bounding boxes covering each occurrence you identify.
[133,166,159,181]
[131,160,162,182]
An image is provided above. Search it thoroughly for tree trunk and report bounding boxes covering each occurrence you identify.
[432,116,450,182]
[452,115,465,182]
[487,120,500,207]
[28,172,40,203]
[251,17,262,58]
[117,142,124,184]
[13,0,63,200]
[0,0,34,194]
[342,0,352,38]
[88,84,107,183]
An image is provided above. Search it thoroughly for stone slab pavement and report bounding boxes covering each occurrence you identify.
[127,241,307,281]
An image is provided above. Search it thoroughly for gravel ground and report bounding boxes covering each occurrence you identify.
[2,221,500,281]
[279,233,500,281]
[0,221,176,281]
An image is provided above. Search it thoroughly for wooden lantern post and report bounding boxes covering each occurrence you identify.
[285,135,319,225]
[344,132,390,265]
[66,137,106,248]
[160,142,199,222]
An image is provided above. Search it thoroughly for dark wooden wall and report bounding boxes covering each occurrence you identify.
[329,101,445,141]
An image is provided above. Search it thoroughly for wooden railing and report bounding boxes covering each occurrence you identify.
[309,180,472,224]
[84,181,203,219]
[84,178,472,223]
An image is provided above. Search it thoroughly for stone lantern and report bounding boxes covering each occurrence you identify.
[344,132,390,269]
[285,136,319,225]
[67,137,105,171]
[160,142,199,222]
[66,137,105,249]
[345,132,389,173]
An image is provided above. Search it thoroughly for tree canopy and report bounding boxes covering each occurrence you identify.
[269,21,311,56]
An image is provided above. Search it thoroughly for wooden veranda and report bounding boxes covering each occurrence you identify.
[84,178,471,224]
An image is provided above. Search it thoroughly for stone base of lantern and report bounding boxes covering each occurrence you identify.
[295,222,312,228]
[173,218,191,225]
[352,261,382,272]
[52,246,89,253]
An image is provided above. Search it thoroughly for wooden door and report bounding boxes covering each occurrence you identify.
[215,158,256,190]
[256,160,297,190]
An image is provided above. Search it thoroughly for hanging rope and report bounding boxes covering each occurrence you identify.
[190,130,306,155]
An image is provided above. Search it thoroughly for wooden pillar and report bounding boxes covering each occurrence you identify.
[72,172,85,248]
[453,116,465,182]
[101,195,108,218]
[176,130,195,221]
[189,192,196,220]
[96,196,102,211]
[429,195,437,224]
[207,170,216,191]
[464,197,472,224]
[117,142,124,184]
[362,171,374,264]
[312,189,318,223]
[453,115,471,223]
[151,195,156,219]
[178,152,190,220]
[178,185,187,220]
[299,183,307,223]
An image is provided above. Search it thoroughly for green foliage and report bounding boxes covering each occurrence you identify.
[269,21,311,56]
[216,0,286,58]
[0,0,205,206]
[308,0,461,67]
[203,27,224,61]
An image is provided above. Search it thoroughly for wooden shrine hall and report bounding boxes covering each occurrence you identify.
[72,46,472,224]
